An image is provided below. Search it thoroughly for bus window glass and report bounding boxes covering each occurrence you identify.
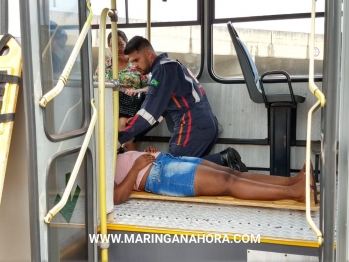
[215,0,325,19]
[8,1,20,37]
[212,18,324,79]
[91,25,201,77]
[90,0,126,24]
[128,0,197,23]
[151,26,201,75]
[40,1,85,136]
[47,151,90,261]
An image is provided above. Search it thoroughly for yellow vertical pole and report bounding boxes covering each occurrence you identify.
[147,0,151,41]
[98,8,109,262]
[110,0,119,183]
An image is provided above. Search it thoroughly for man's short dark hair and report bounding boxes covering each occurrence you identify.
[124,36,154,55]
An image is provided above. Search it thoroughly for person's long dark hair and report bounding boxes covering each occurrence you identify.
[107,30,128,45]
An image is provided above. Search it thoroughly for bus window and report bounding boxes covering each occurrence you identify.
[212,0,325,81]
[215,0,325,19]
[91,0,202,77]
[128,0,198,23]
[90,0,127,24]
[40,1,86,138]
[212,18,324,79]
[151,25,201,75]
[46,150,92,261]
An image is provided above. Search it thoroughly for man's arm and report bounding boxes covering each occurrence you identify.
[114,153,155,205]
[118,63,179,145]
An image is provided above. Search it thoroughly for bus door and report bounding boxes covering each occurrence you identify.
[20,0,95,261]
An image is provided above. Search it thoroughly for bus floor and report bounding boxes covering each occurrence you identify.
[109,199,323,248]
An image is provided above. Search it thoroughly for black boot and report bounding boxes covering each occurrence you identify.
[220,147,248,172]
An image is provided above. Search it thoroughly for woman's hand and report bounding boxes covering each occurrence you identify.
[144,146,158,153]
[134,153,155,170]
[124,88,140,96]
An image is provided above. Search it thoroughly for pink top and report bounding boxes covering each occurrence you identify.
[115,151,161,190]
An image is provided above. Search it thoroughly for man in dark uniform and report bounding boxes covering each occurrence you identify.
[118,36,247,171]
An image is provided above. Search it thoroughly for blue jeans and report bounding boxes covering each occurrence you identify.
[145,153,202,197]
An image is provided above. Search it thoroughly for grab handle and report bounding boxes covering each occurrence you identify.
[39,2,92,107]
[44,99,97,223]
[305,0,325,246]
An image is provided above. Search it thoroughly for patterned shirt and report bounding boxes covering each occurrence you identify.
[94,58,150,89]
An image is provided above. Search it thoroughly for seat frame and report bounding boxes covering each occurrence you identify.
[227,22,306,177]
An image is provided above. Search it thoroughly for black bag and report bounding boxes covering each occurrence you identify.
[119,91,145,117]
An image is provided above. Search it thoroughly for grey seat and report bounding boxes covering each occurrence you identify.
[227,21,306,176]
[227,21,305,106]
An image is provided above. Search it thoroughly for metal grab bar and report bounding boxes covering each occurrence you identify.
[305,101,322,245]
[44,99,97,223]
[147,0,151,41]
[39,2,93,108]
[308,0,326,108]
[97,7,110,262]
[306,0,325,246]
[112,89,119,179]
[108,2,119,180]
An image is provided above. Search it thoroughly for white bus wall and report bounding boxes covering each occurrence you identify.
[139,81,321,172]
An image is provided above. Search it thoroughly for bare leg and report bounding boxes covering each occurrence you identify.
[200,160,304,186]
[193,165,305,202]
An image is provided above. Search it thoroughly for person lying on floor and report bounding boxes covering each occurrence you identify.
[114,146,313,205]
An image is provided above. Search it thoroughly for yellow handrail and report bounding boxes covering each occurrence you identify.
[44,99,97,223]
[98,7,110,262]
[39,2,93,107]
[306,0,325,246]
[305,101,322,245]
[109,0,119,182]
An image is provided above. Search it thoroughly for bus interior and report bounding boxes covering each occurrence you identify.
[0,0,348,261]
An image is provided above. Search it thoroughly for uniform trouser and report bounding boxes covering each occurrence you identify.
[168,114,223,166]
[198,115,222,165]
[201,151,223,165]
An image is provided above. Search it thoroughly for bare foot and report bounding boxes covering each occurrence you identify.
[291,172,306,202]
[291,166,306,185]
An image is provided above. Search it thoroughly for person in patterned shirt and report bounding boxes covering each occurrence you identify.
[94,30,151,150]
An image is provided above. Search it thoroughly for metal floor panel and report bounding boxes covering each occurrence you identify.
[111,199,320,242]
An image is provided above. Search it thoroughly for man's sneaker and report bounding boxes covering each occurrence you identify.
[220,147,248,172]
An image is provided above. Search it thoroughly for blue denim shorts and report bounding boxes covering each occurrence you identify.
[145,153,202,197]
